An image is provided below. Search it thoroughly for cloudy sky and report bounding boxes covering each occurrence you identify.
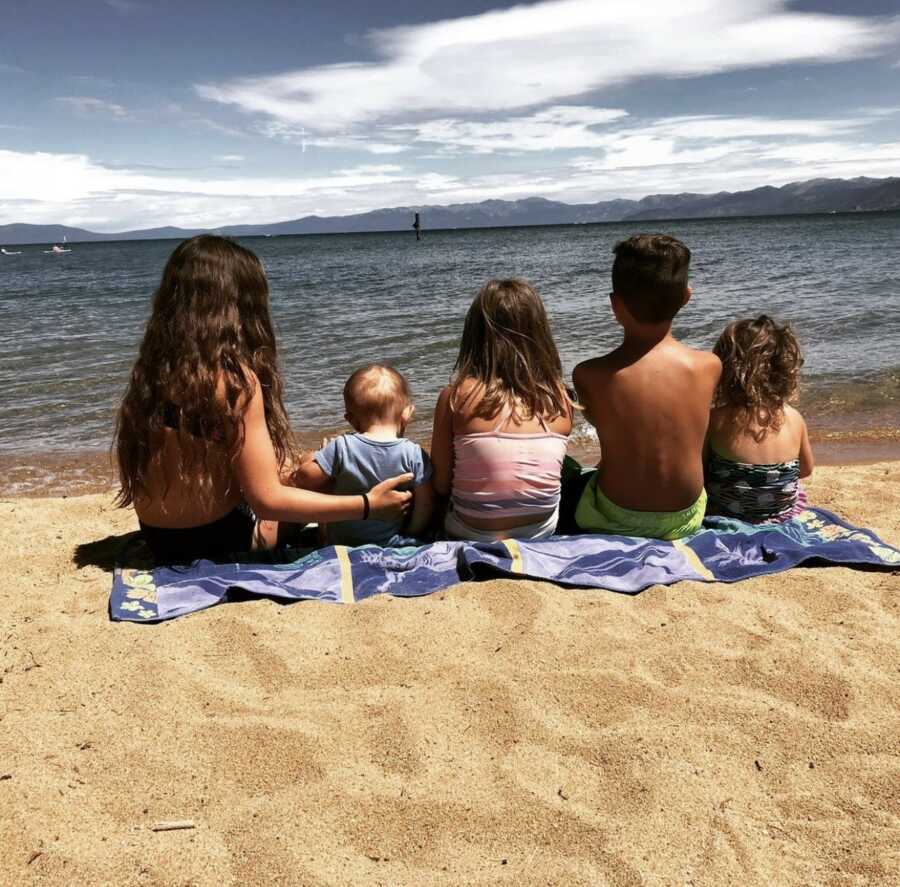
[2,0,899,231]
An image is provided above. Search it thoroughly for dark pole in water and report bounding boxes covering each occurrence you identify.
[412,212,422,241]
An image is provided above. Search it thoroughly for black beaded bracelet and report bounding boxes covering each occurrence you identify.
[361,493,370,520]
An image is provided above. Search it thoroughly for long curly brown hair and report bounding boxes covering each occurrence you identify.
[450,279,572,423]
[114,235,295,507]
[713,314,804,436]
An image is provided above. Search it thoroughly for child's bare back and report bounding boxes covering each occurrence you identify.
[576,336,720,511]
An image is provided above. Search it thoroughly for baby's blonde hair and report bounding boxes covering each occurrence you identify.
[343,364,410,426]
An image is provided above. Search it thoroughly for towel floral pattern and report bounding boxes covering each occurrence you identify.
[115,569,159,620]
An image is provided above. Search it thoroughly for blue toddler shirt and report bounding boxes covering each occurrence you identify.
[314,433,432,547]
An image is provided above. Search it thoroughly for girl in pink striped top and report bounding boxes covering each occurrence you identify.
[430,279,574,541]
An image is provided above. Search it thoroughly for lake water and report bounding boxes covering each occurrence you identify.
[2,212,899,495]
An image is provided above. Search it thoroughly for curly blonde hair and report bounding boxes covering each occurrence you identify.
[713,315,803,437]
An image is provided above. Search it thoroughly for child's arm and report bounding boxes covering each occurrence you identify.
[703,408,720,464]
[291,457,334,493]
[406,478,434,536]
[430,386,453,497]
[798,416,814,478]
[233,378,412,522]
[572,364,596,428]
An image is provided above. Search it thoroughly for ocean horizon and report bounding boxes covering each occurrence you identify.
[4,202,899,246]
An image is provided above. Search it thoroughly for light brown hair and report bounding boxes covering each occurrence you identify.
[114,235,295,506]
[612,233,691,324]
[713,314,804,436]
[343,364,411,427]
[450,279,571,423]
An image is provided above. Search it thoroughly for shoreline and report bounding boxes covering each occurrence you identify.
[2,432,899,499]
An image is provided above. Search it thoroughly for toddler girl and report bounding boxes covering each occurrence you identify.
[706,315,814,522]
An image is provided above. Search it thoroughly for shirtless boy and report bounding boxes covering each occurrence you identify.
[572,234,721,539]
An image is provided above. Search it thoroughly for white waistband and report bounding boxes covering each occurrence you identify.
[444,505,559,542]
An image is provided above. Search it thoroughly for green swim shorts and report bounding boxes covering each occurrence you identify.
[575,475,707,540]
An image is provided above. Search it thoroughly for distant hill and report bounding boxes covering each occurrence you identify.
[2,176,898,245]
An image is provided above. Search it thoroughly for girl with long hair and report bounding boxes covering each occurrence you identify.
[115,235,411,562]
[430,279,573,541]
[705,314,814,522]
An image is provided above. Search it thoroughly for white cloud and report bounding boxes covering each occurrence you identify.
[160,102,246,138]
[393,107,872,156]
[0,149,422,229]
[0,150,407,204]
[398,106,629,154]
[196,0,896,132]
[54,96,134,120]
[556,112,883,173]
[2,105,899,230]
[259,121,409,154]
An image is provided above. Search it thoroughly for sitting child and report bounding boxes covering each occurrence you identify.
[430,278,573,541]
[706,315,813,521]
[292,365,433,547]
[571,234,721,540]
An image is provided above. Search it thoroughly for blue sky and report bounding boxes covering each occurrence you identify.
[2,0,899,230]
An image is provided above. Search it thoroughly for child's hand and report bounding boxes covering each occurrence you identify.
[367,474,414,521]
[282,449,317,485]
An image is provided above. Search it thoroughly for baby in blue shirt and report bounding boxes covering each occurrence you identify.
[293,365,433,547]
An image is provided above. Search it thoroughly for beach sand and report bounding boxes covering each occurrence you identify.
[1,463,898,886]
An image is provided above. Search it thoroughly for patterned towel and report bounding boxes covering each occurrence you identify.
[110,507,900,623]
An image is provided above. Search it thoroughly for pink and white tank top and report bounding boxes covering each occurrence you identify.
[451,407,568,523]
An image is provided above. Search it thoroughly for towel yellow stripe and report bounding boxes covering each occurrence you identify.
[673,539,714,581]
[334,546,355,603]
[502,538,524,573]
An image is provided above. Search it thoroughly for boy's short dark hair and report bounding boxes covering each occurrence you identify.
[612,234,691,324]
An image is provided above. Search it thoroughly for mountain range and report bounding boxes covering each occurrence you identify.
[2,176,898,245]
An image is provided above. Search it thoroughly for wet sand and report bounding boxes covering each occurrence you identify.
[3,425,900,499]
[1,463,899,885]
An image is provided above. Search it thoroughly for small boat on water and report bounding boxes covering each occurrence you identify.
[44,237,72,254]
[1,247,22,255]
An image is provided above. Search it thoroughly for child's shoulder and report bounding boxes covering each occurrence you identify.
[396,437,432,484]
[450,376,482,400]
[321,431,356,451]
[671,342,722,379]
[442,377,485,416]
[673,339,720,364]
[782,403,807,428]
[573,353,617,380]
[397,436,426,454]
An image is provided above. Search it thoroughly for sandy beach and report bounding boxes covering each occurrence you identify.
[1,462,898,886]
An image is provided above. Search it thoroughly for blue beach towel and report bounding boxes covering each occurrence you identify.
[110,507,900,623]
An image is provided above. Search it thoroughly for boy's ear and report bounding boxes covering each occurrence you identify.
[344,410,359,431]
[401,404,414,424]
[683,285,693,307]
[609,291,627,325]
